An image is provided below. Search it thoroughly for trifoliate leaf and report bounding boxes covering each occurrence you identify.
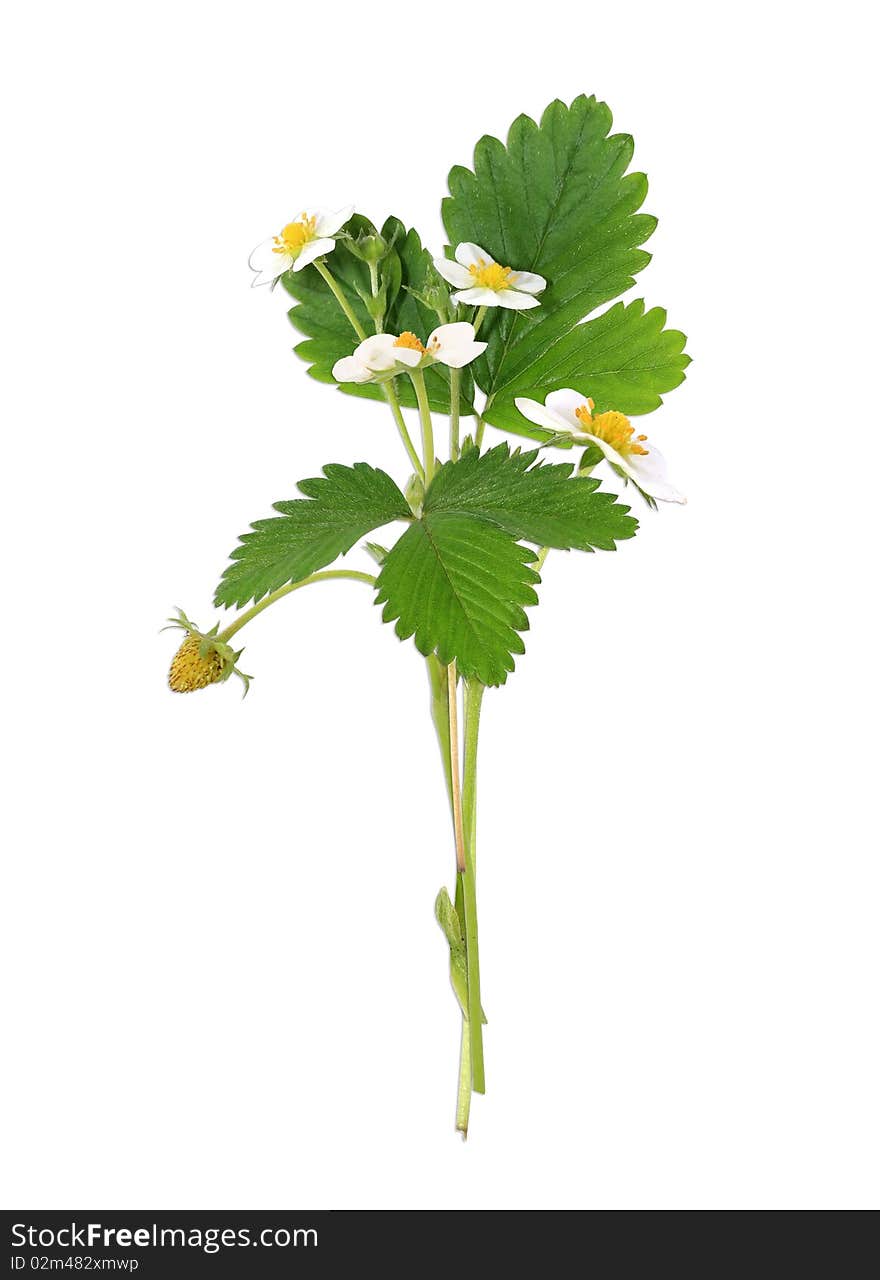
[375,514,540,686]
[215,463,410,608]
[441,95,690,440]
[426,444,638,552]
[283,215,473,415]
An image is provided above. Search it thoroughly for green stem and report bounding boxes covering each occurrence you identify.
[474,413,486,450]
[426,656,453,812]
[383,385,424,481]
[449,367,461,462]
[410,368,436,484]
[446,662,466,875]
[313,260,366,340]
[456,1018,472,1137]
[472,305,488,336]
[368,260,381,316]
[427,655,472,1131]
[460,678,486,1093]
[316,258,424,481]
[218,570,375,644]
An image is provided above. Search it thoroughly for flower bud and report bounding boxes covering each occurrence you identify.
[343,224,391,264]
[356,233,388,263]
[405,471,426,515]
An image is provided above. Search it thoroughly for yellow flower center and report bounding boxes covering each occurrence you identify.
[468,258,514,291]
[273,213,317,257]
[575,404,649,456]
[394,331,426,353]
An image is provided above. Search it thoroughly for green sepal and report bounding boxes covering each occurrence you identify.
[580,443,604,469]
[363,541,390,566]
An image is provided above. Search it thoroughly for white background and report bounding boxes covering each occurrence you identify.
[2,0,877,1211]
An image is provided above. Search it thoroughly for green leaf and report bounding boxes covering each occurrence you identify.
[441,95,690,439]
[375,514,540,686]
[481,302,689,438]
[283,215,473,415]
[215,463,410,609]
[426,444,638,552]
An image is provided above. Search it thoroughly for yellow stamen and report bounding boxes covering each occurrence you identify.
[272,213,317,256]
[393,331,426,352]
[575,404,649,456]
[468,258,514,291]
[169,635,225,693]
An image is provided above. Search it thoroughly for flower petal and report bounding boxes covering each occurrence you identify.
[250,269,283,288]
[356,333,399,371]
[509,270,546,294]
[544,389,592,427]
[576,431,626,470]
[391,346,423,368]
[428,321,477,346]
[435,341,487,369]
[427,321,486,369]
[514,397,574,434]
[494,290,541,309]
[293,238,335,270]
[433,257,473,289]
[627,445,687,504]
[454,242,491,268]
[333,356,371,383]
[315,204,354,237]
[572,431,685,503]
[452,287,500,306]
[249,238,290,278]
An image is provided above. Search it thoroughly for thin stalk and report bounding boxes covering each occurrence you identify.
[316,258,423,481]
[218,570,375,644]
[446,662,466,874]
[456,1019,472,1138]
[410,368,436,484]
[467,311,488,455]
[427,654,472,1131]
[449,367,461,461]
[426,656,453,811]
[427,652,465,965]
[313,260,366,340]
[382,385,425,481]
[460,678,486,1093]
[368,260,381,310]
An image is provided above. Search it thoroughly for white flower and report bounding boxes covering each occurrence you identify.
[332,323,486,384]
[433,242,546,310]
[514,389,686,504]
[248,205,353,286]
